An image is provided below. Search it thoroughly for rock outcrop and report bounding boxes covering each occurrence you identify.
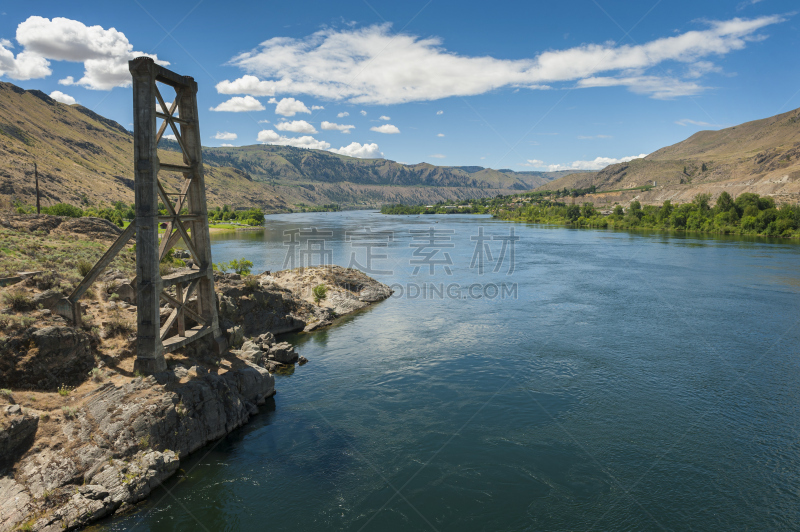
[0,361,274,531]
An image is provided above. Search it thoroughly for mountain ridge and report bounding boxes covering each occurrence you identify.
[536,106,800,206]
[0,81,572,211]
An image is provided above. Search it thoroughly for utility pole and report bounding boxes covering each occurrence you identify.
[34,162,40,214]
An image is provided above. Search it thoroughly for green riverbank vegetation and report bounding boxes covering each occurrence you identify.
[493,191,800,238]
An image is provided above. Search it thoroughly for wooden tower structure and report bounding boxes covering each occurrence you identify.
[56,57,225,373]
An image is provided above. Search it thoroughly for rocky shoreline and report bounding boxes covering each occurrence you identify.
[0,216,393,532]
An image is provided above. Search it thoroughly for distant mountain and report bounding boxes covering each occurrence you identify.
[538,106,800,205]
[0,81,573,211]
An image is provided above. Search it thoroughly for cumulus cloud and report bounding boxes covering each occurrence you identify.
[370,124,400,134]
[215,75,276,96]
[2,16,167,89]
[360,110,367,116]
[437,133,445,137]
[221,143,234,147]
[429,154,446,158]
[321,121,354,133]
[547,153,648,171]
[213,131,238,140]
[49,90,75,104]
[219,17,784,104]
[275,120,317,133]
[311,105,324,110]
[210,95,265,112]
[330,142,382,158]
[521,159,544,167]
[257,129,330,150]
[163,134,177,141]
[270,97,310,116]
[436,110,444,115]
[379,115,390,120]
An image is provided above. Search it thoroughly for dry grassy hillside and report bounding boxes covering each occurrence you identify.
[0,81,557,211]
[537,107,800,206]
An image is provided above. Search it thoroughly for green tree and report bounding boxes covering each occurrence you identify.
[714,191,735,213]
[312,284,328,306]
[566,204,581,222]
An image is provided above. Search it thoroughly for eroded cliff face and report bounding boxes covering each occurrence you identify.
[0,265,393,531]
[0,357,275,532]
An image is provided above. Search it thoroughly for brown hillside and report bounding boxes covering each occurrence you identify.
[537,107,800,206]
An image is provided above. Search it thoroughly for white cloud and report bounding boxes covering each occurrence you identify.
[576,76,706,100]
[213,131,238,140]
[257,129,330,150]
[675,118,718,127]
[258,119,270,124]
[210,95,265,112]
[521,159,544,167]
[436,110,444,115]
[360,110,367,116]
[273,97,310,116]
[215,75,275,96]
[222,17,784,104]
[311,105,324,110]
[275,120,317,133]
[429,154,446,159]
[49,90,75,104]
[330,142,382,158]
[337,111,349,117]
[370,124,400,134]
[437,133,445,137]
[379,115,390,120]
[737,0,764,11]
[221,143,234,147]
[321,120,354,133]
[163,134,177,141]
[6,16,167,89]
[577,134,612,139]
[547,153,648,171]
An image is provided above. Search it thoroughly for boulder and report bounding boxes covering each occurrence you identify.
[269,342,298,364]
[0,326,96,390]
[0,413,38,466]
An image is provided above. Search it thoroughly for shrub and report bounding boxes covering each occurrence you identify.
[2,290,33,312]
[89,368,105,382]
[313,284,328,306]
[159,262,173,277]
[77,259,93,277]
[62,406,77,419]
[243,275,259,292]
[105,317,134,338]
[44,203,83,218]
[229,258,253,276]
[58,384,71,397]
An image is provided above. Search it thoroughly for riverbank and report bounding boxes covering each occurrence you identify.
[0,214,392,531]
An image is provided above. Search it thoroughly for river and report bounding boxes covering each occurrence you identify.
[99,210,800,531]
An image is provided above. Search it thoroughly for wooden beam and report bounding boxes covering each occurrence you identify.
[158,162,194,174]
[129,56,166,374]
[68,222,136,304]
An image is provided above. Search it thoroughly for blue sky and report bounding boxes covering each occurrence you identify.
[0,0,797,171]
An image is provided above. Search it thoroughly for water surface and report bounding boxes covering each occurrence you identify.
[102,211,800,531]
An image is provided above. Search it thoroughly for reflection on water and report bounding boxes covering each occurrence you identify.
[102,211,800,531]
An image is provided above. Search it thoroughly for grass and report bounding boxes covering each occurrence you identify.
[57,384,71,397]
[89,368,105,382]
[62,406,77,419]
